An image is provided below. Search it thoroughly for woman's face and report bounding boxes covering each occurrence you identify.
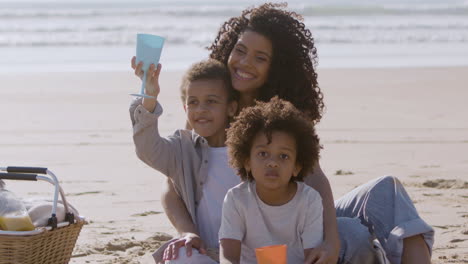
[227,30,273,96]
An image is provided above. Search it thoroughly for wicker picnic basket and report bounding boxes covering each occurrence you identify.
[0,167,85,264]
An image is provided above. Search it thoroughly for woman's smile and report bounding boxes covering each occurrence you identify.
[234,69,255,80]
[227,30,272,96]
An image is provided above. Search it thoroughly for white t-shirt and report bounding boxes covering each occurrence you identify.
[196,147,241,249]
[219,181,323,264]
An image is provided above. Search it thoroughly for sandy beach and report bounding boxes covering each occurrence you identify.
[0,67,467,263]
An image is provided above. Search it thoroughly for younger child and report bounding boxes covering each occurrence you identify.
[129,59,240,262]
[220,97,323,264]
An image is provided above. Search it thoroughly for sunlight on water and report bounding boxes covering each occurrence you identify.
[0,0,467,72]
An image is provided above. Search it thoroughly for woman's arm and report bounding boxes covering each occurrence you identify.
[161,178,207,260]
[303,161,340,263]
[304,248,315,264]
[162,178,198,235]
[219,239,241,264]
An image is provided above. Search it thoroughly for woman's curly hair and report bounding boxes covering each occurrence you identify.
[226,97,320,181]
[209,2,324,123]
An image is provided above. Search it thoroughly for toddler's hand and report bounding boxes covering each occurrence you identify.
[163,232,207,261]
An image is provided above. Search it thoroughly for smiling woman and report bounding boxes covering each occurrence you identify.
[209,3,324,124]
[227,30,272,107]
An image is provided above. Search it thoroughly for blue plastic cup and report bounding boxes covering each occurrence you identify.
[131,33,165,98]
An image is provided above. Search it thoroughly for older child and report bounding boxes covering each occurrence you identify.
[129,59,240,263]
[219,97,323,264]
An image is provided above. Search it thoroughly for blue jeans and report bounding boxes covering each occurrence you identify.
[335,176,434,264]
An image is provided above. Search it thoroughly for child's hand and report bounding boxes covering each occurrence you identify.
[131,56,162,98]
[145,63,162,98]
[131,56,143,80]
[162,232,207,261]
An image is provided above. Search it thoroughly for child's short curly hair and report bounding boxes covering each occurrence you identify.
[227,97,320,181]
[209,2,324,124]
[180,59,238,103]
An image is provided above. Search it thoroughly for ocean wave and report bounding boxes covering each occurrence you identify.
[1,2,467,47]
[0,6,243,19]
[300,5,468,16]
[1,34,467,47]
[2,21,468,33]
[1,3,468,19]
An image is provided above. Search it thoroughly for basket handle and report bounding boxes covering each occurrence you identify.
[4,166,48,174]
[0,172,38,181]
[0,169,75,228]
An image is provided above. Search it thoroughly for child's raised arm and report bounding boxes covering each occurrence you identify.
[219,239,241,264]
[129,61,183,179]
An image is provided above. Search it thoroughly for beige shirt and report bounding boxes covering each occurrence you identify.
[130,98,212,227]
[219,181,323,264]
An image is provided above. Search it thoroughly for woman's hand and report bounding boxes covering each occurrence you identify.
[162,232,208,261]
[304,240,340,264]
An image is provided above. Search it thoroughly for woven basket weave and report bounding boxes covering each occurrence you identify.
[0,219,84,264]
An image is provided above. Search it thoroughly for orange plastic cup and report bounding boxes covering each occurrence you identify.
[255,244,287,264]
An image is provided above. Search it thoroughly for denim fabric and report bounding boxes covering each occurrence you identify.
[337,217,389,264]
[335,176,434,264]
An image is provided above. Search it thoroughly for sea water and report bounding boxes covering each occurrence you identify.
[1,0,468,72]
